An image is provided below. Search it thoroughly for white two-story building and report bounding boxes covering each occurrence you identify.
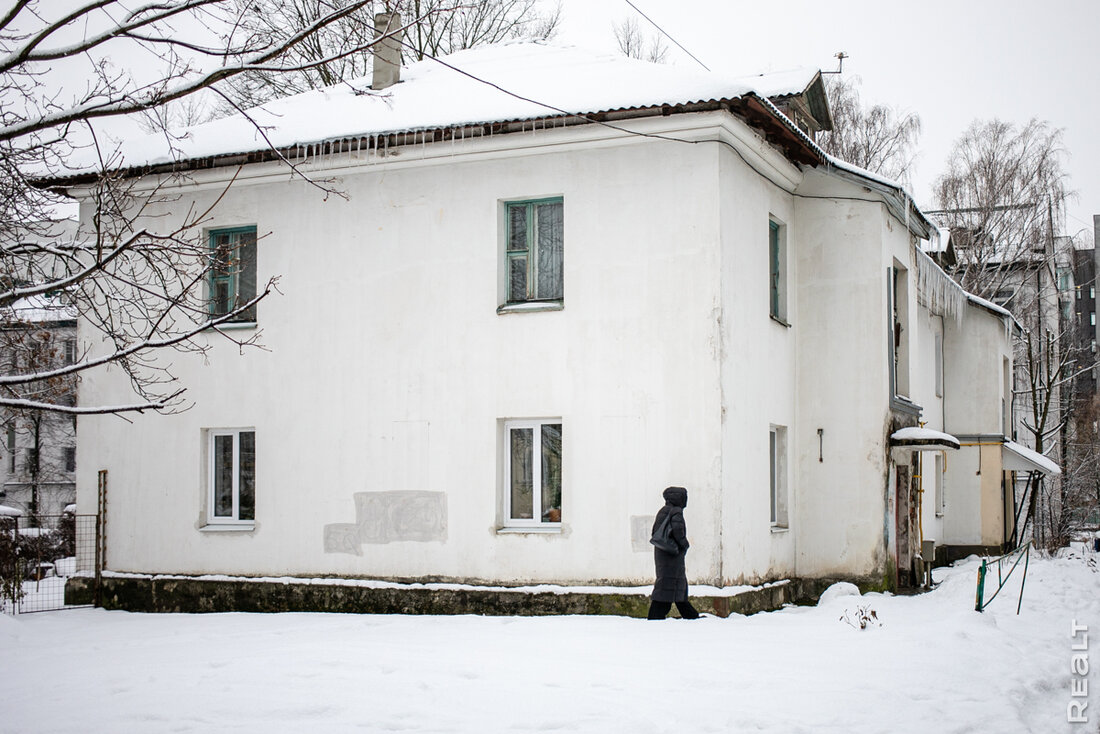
[52,40,1055,596]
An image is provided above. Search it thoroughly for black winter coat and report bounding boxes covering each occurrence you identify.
[651,486,690,602]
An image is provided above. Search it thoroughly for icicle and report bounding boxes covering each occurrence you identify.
[915,247,965,324]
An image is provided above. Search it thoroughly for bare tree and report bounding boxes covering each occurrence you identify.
[929,119,1079,550]
[931,119,1069,301]
[0,0,439,416]
[1,314,77,524]
[613,16,667,64]
[219,0,562,110]
[818,75,921,186]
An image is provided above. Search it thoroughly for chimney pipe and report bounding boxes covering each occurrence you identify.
[373,12,403,91]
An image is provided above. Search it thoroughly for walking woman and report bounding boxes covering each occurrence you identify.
[648,486,700,620]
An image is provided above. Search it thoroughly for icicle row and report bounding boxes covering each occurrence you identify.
[915,247,965,323]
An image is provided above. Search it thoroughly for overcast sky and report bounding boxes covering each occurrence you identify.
[554,0,1099,242]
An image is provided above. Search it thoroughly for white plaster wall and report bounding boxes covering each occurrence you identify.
[76,129,730,584]
[788,169,895,581]
[72,111,994,587]
[941,303,1014,545]
[944,306,1012,435]
[716,147,799,584]
[943,446,983,544]
[911,305,947,548]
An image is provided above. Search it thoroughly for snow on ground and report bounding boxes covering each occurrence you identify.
[0,554,1097,734]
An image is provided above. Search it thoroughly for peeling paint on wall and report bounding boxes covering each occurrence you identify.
[324,491,447,554]
[631,515,655,552]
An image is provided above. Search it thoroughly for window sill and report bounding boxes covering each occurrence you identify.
[497,525,562,535]
[769,314,792,328]
[770,525,789,533]
[200,523,255,533]
[890,396,923,417]
[212,321,257,331]
[497,300,563,315]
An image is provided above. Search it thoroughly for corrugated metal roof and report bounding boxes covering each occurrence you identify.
[48,41,825,183]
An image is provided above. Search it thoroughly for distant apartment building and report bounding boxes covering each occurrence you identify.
[1071,233,1097,399]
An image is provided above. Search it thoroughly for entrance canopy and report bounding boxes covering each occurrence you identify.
[889,427,961,451]
[1002,441,1061,475]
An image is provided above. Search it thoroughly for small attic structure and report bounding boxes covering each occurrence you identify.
[734,68,833,140]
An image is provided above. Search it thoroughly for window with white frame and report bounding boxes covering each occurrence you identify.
[769,218,788,322]
[503,419,562,527]
[209,227,257,323]
[769,425,788,528]
[504,198,563,305]
[207,428,255,525]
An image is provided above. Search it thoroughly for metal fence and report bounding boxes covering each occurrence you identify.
[1,513,98,614]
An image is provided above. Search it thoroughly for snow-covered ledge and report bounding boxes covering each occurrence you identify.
[1003,441,1061,475]
[889,427,961,451]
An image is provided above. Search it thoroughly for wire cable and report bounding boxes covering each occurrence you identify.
[388,38,913,211]
[623,0,710,72]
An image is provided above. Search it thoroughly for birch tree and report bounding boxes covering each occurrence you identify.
[930,118,1078,550]
[931,119,1069,302]
[612,16,667,64]
[818,75,922,186]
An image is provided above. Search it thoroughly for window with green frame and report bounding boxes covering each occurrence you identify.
[209,227,257,322]
[505,198,563,303]
[769,219,786,321]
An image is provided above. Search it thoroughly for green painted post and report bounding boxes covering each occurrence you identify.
[975,560,987,612]
[1016,545,1030,615]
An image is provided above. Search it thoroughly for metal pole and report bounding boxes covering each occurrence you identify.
[975,560,987,612]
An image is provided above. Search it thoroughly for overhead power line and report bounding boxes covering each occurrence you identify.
[623,0,710,72]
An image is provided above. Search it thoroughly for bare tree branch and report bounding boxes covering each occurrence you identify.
[818,75,921,186]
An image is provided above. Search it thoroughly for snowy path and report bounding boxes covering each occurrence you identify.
[0,556,1096,733]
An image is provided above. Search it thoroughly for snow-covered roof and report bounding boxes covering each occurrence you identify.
[0,504,23,517]
[921,225,952,254]
[1003,441,1061,475]
[67,41,806,176]
[890,427,961,450]
[5,293,77,324]
[964,291,1018,325]
[731,67,819,98]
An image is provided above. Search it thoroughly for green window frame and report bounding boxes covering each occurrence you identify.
[209,227,257,323]
[505,198,564,304]
[769,219,783,319]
